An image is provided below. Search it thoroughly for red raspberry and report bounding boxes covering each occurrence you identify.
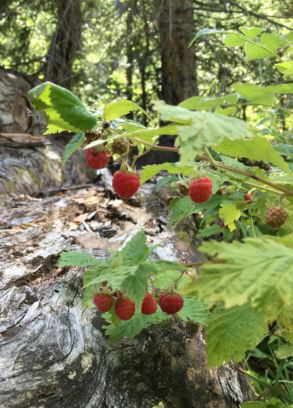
[84,148,110,169]
[159,293,184,314]
[141,293,157,315]
[112,170,140,199]
[188,177,212,203]
[115,297,135,320]
[93,293,114,312]
[244,192,253,201]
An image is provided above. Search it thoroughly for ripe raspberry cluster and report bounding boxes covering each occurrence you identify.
[93,291,184,321]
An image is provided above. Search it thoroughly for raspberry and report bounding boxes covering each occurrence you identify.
[266,207,288,229]
[112,170,140,199]
[159,293,184,314]
[93,293,114,312]
[188,177,213,203]
[244,192,253,201]
[141,293,157,315]
[115,297,135,320]
[84,148,110,169]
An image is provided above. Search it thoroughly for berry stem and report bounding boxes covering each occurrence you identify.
[126,138,293,196]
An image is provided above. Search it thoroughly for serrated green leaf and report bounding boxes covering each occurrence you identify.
[224,33,246,47]
[28,82,97,133]
[275,61,293,78]
[140,162,192,184]
[197,238,293,321]
[214,136,290,173]
[153,268,182,289]
[177,297,209,325]
[219,202,242,231]
[105,310,171,340]
[119,230,149,265]
[59,251,100,267]
[169,196,198,225]
[239,27,263,39]
[103,99,142,120]
[207,304,267,367]
[63,132,85,164]
[121,264,149,305]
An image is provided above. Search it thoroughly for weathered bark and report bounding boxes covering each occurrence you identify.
[0,70,96,197]
[44,0,82,88]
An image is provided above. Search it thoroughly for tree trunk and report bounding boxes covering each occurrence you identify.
[44,0,82,88]
[136,0,197,166]
[158,0,197,105]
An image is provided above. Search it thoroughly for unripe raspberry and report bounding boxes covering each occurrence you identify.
[266,207,288,229]
[141,293,157,315]
[115,297,135,320]
[93,293,114,312]
[84,148,110,169]
[159,293,184,315]
[112,170,140,199]
[111,138,129,155]
[244,192,253,201]
[188,177,213,203]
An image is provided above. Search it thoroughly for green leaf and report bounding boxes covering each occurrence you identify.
[244,41,273,61]
[178,297,209,325]
[219,202,242,231]
[179,94,238,110]
[207,304,267,367]
[214,136,291,173]
[261,33,287,54]
[121,264,149,305]
[105,310,171,340]
[103,99,142,120]
[233,83,276,105]
[275,61,293,78]
[121,124,179,143]
[239,27,263,39]
[63,132,85,164]
[242,398,289,408]
[119,230,149,265]
[223,33,246,47]
[196,224,224,238]
[169,196,198,225]
[275,343,293,359]
[59,251,100,267]
[197,238,293,322]
[28,82,97,133]
[140,162,192,184]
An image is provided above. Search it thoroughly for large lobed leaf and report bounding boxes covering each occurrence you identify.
[154,101,251,163]
[28,81,97,133]
[214,136,291,173]
[194,238,293,323]
[207,304,267,367]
